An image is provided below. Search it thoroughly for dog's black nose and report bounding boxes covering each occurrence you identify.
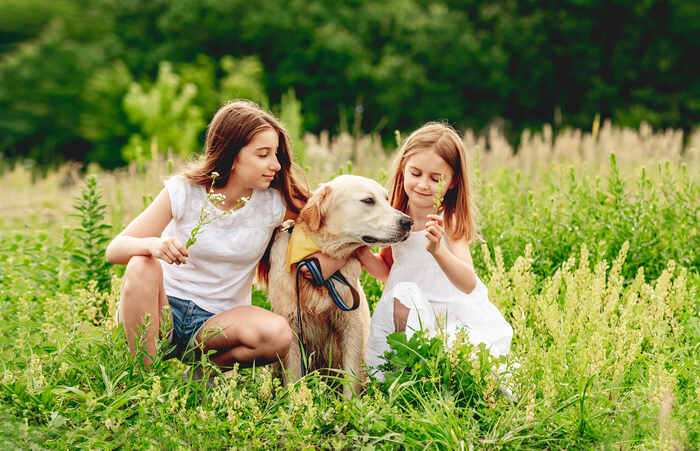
[399,215,413,231]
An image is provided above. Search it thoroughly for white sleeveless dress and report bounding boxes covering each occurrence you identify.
[364,230,513,378]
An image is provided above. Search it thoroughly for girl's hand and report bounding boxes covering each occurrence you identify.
[424,214,445,255]
[352,245,372,263]
[299,252,347,281]
[149,237,188,265]
[351,245,392,282]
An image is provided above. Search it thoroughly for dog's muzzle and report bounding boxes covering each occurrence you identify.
[361,215,413,244]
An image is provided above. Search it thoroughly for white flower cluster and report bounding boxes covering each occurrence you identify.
[185,172,250,248]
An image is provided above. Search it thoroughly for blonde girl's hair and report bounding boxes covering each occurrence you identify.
[183,99,310,213]
[388,122,476,242]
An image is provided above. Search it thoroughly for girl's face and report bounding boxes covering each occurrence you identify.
[402,150,454,212]
[230,128,282,190]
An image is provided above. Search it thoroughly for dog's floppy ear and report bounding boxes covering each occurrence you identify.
[299,184,331,232]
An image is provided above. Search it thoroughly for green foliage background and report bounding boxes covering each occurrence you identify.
[1,0,699,166]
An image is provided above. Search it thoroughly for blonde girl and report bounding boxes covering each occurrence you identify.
[355,122,513,378]
[107,100,342,370]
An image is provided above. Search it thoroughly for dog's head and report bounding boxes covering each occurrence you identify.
[298,175,413,248]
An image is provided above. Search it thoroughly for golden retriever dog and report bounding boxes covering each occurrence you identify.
[259,175,412,396]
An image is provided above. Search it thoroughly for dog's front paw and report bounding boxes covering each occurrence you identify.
[281,219,296,231]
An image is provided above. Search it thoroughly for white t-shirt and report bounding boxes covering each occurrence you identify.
[160,175,286,314]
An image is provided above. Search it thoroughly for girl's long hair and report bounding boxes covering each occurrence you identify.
[388,122,476,242]
[183,99,309,214]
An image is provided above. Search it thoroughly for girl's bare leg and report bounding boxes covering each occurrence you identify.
[393,298,409,332]
[195,306,293,369]
[119,256,169,366]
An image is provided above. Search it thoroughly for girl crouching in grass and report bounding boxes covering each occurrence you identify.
[107,100,341,372]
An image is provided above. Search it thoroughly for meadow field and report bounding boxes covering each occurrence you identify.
[0,122,698,449]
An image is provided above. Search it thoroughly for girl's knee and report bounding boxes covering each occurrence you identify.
[266,315,293,355]
[125,255,161,275]
[250,314,292,358]
[124,256,161,281]
[122,256,162,298]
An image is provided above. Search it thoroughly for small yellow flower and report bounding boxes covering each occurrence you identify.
[209,193,226,205]
[104,417,117,432]
[236,195,250,208]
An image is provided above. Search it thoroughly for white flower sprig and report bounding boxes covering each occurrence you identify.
[185,172,250,248]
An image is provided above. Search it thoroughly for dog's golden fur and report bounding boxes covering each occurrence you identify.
[259,175,412,397]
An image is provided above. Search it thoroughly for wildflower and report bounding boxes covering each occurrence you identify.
[524,394,536,423]
[289,381,313,413]
[433,174,446,213]
[104,417,116,432]
[151,376,162,402]
[227,406,237,422]
[27,355,45,390]
[167,389,179,413]
[58,362,69,377]
[259,368,273,401]
[1,370,13,385]
[197,406,213,422]
[186,172,250,248]
[209,193,226,204]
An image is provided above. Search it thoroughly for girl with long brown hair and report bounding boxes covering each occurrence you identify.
[107,100,320,372]
[355,122,513,380]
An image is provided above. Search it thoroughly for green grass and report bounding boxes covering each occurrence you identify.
[0,146,698,448]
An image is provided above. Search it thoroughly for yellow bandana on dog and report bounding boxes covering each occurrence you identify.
[285,225,322,272]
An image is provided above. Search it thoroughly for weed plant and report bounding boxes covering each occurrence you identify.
[70,175,113,293]
[473,153,699,284]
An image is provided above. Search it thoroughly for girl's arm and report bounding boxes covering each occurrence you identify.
[353,246,393,282]
[106,188,188,265]
[305,252,348,280]
[425,215,477,294]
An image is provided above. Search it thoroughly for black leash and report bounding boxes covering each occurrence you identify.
[289,228,361,377]
[294,263,308,377]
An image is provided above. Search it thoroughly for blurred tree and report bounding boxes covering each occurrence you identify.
[80,61,135,168]
[219,55,269,109]
[177,54,219,116]
[1,0,698,165]
[122,62,205,162]
[0,20,99,164]
[0,0,119,165]
[0,0,69,55]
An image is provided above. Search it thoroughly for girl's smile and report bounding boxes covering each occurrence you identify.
[402,149,453,212]
[230,128,281,190]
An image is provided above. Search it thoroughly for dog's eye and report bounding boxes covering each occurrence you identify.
[361,197,375,205]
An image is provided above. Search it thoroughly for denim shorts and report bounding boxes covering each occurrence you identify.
[165,295,215,362]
